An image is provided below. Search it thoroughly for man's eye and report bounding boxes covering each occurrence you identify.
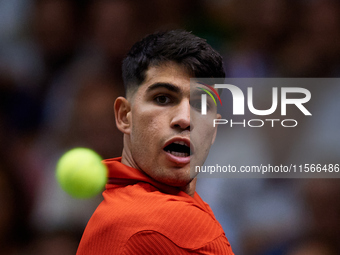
[190,99,202,110]
[190,99,212,111]
[155,95,171,105]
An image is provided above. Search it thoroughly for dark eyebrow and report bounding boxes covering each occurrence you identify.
[191,88,205,96]
[146,82,181,94]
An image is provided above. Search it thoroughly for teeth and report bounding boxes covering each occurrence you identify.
[173,141,188,147]
[167,150,189,157]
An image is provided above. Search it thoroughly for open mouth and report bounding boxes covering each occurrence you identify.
[163,141,191,158]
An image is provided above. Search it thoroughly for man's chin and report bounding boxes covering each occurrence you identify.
[157,174,194,188]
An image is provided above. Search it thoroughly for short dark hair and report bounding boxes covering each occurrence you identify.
[122,30,225,95]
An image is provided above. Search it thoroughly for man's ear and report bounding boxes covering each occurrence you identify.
[114,97,131,134]
[211,113,221,145]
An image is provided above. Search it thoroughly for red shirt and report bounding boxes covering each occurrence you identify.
[77,158,234,254]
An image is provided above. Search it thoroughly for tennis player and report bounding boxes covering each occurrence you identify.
[77,30,234,254]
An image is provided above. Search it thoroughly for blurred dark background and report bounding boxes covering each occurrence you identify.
[1,0,340,254]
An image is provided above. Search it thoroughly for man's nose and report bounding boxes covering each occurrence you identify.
[170,100,191,131]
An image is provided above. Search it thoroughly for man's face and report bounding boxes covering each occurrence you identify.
[124,62,220,187]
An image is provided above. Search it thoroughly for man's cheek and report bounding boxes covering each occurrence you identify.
[192,133,210,152]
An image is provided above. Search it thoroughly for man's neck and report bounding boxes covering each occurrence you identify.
[180,178,197,197]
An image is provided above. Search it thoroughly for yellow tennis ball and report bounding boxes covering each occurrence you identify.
[56,148,107,199]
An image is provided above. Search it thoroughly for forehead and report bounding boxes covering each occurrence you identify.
[139,62,192,94]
